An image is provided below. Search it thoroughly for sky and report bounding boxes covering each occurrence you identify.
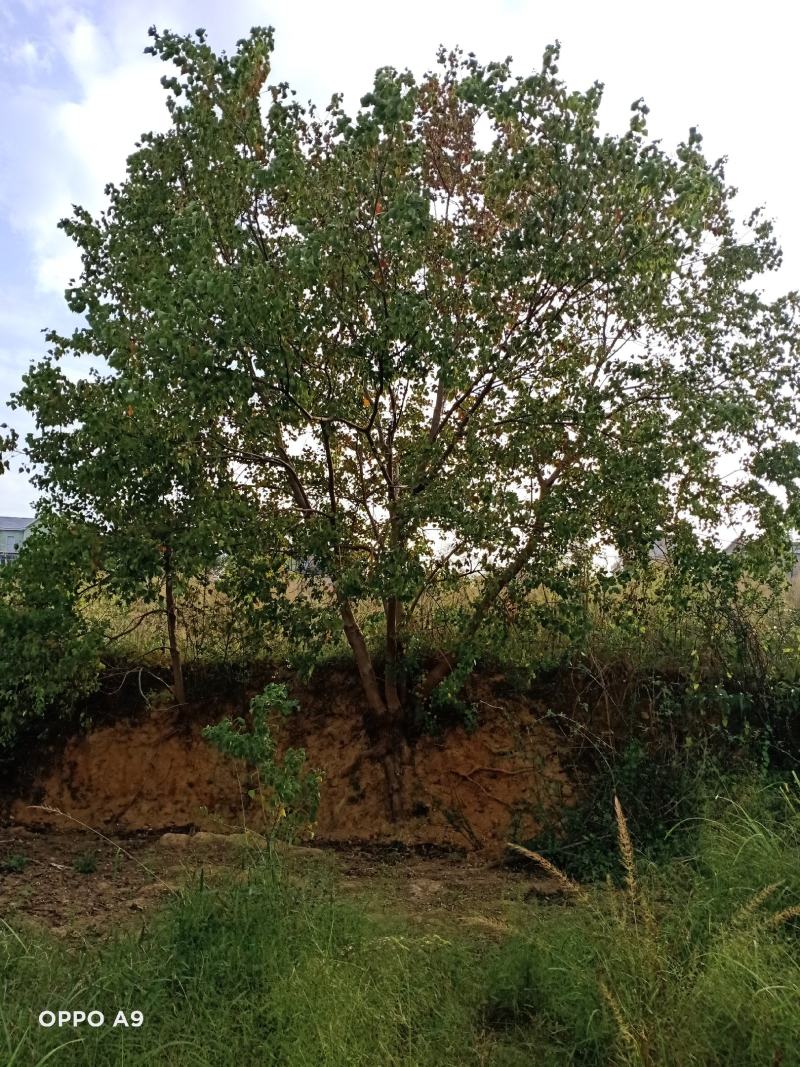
[1,0,799,517]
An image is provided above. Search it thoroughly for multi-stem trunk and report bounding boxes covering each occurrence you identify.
[338,594,411,820]
[418,503,553,700]
[384,503,406,719]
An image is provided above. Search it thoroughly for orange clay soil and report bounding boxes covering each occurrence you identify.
[4,668,580,855]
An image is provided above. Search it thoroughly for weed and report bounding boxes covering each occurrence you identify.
[499,781,800,1064]
[1,854,28,873]
[71,852,97,875]
[203,683,322,842]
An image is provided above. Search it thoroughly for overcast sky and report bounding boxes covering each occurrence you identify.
[1,0,798,515]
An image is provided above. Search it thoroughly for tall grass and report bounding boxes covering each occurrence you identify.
[491,776,800,1065]
[3,778,800,1065]
[0,860,487,1067]
[88,559,800,693]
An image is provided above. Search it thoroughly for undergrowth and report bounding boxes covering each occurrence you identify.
[2,779,800,1066]
[0,859,488,1067]
[491,774,800,1065]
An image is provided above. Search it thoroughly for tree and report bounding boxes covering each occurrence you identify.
[16,366,247,705]
[15,27,800,815]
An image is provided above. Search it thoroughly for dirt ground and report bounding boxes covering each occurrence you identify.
[0,827,562,941]
[1,669,586,937]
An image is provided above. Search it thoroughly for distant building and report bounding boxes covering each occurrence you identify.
[724,534,800,579]
[0,517,35,565]
[611,539,671,573]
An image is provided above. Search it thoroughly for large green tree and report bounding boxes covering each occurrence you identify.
[16,27,800,814]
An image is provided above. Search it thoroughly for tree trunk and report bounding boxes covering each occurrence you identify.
[384,594,404,718]
[339,598,387,721]
[339,596,409,820]
[164,556,186,706]
[418,649,456,702]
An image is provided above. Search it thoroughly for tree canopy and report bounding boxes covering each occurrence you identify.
[14,26,800,814]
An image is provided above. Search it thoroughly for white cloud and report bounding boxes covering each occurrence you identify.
[9,0,797,296]
[9,39,51,70]
[61,14,105,79]
[55,65,164,194]
[0,7,172,297]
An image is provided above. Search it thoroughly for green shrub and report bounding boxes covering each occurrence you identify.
[203,683,322,840]
[526,737,709,882]
[0,522,104,755]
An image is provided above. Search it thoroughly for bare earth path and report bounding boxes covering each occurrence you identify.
[0,828,560,941]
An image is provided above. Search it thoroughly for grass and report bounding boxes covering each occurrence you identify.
[71,852,98,875]
[1,859,491,1067]
[1,854,28,874]
[492,776,800,1065]
[3,778,800,1066]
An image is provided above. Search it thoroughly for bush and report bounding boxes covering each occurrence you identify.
[72,852,98,875]
[0,523,104,755]
[526,737,710,882]
[203,684,322,841]
[494,780,800,1065]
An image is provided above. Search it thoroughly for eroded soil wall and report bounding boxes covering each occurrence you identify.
[5,669,581,853]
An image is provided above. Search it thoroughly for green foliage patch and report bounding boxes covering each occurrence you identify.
[202,683,322,840]
[0,520,104,756]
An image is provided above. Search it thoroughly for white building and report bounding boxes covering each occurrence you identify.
[0,517,34,564]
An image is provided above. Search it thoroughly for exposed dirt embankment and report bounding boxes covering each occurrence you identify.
[4,669,579,854]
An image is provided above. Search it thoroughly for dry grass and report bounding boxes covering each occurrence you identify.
[613,795,636,897]
[505,842,587,900]
[505,788,800,1063]
[767,904,800,929]
[598,978,642,1062]
[733,881,783,927]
